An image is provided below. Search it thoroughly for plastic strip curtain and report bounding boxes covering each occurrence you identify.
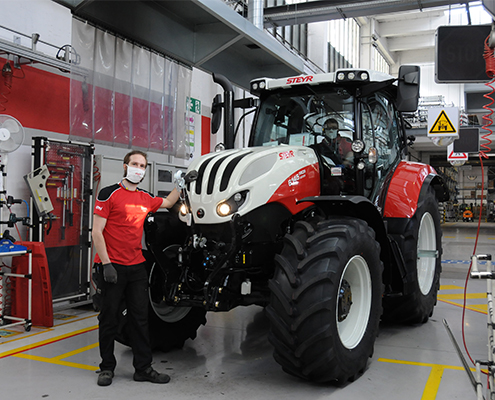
[69,18,192,158]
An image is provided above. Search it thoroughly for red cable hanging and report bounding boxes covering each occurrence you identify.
[460,35,495,375]
[481,35,495,159]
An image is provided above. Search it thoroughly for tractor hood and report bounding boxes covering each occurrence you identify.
[183,145,320,224]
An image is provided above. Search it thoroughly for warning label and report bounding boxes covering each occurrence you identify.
[447,143,467,161]
[448,150,467,160]
[429,110,457,134]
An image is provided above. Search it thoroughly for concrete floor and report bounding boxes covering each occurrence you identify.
[0,221,494,399]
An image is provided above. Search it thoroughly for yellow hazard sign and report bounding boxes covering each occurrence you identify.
[429,110,457,134]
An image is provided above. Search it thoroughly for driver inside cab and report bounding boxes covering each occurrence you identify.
[322,118,353,166]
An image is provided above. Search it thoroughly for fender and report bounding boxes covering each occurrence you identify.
[383,161,440,219]
[299,195,391,267]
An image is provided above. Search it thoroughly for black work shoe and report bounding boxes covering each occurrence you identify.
[133,367,170,384]
[97,370,114,386]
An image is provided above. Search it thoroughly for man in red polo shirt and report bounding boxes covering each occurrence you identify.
[92,150,180,387]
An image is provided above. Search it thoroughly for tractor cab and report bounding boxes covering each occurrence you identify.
[248,67,420,201]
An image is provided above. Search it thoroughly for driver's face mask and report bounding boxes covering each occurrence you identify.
[324,128,338,139]
[125,164,146,183]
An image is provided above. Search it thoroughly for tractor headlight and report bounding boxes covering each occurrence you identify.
[368,147,378,164]
[251,80,266,95]
[217,203,231,216]
[179,203,189,216]
[216,191,248,217]
[351,139,365,153]
[336,70,371,82]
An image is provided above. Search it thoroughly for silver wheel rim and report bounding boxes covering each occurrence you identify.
[417,212,436,295]
[336,255,372,349]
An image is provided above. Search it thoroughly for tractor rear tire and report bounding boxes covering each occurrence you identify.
[267,217,383,384]
[383,185,442,324]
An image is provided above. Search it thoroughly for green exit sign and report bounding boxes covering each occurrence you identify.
[188,97,201,114]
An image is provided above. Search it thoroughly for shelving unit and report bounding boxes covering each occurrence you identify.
[0,248,32,331]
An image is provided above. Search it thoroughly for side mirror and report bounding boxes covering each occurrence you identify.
[211,94,222,134]
[397,65,420,112]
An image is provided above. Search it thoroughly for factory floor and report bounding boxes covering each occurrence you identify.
[0,221,494,400]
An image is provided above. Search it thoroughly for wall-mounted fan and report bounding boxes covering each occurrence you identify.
[0,115,25,165]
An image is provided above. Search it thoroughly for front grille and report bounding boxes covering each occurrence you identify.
[193,151,252,195]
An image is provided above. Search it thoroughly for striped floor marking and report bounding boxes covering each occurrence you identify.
[438,284,488,314]
[378,358,476,400]
[0,324,99,372]
[441,260,490,265]
[378,284,489,398]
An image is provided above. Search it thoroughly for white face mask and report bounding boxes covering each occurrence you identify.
[125,164,145,184]
[325,128,338,139]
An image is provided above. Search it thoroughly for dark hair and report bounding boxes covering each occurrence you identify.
[123,150,148,166]
[324,118,339,129]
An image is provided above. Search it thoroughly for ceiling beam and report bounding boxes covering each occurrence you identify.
[263,0,465,28]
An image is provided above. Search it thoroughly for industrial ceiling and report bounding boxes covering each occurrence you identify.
[54,0,472,89]
[53,0,494,162]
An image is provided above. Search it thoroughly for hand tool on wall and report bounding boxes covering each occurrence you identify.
[60,174,67,241]
[68,165,74,227]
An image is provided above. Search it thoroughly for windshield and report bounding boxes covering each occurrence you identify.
[251,87,357,195]
[251,87,355,149]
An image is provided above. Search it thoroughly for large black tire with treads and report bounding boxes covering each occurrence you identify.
[147,258,207,352]
[115,303,206,352]
[383,185,442,324]
[267,217,384,384]
[115,259,207,352]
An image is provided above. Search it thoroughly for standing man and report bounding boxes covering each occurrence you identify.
[92,150,180,386]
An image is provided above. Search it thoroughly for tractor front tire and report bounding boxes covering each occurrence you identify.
[267,217,383,384]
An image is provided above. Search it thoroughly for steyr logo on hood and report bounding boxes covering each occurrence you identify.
[286,76,313,85]
[279,150,295,160]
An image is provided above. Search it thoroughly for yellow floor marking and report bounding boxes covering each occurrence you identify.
[422,365,444,400]
[470,303,488,312]
[53,314,77,321]
[465,237,477,239]
[437,298,487,314]
[0,325,98,359]
[0,328,54,346]
[378,358,474,400]
[13,353,98,371]
[438,293,486,300]
[444,236,456,238]
[53,342,99,361]
[0,313,97,345]
[489,238,495,240]
[440,285,463,290]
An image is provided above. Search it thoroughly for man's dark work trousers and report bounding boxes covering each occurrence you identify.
[98,262,152,372]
